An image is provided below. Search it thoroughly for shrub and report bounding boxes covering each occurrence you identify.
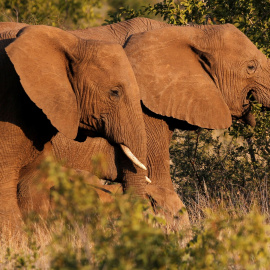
[2,158,270,269]
[0,0,104,28]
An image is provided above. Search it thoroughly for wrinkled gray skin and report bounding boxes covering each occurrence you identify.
[2,18,270,230]
[55,18,270,228]
[0,22,148,236]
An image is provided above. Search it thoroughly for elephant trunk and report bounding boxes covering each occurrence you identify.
[111,103,149,195]
[120,144,151,184]
[103,101,147,168]
[242,112,256,127]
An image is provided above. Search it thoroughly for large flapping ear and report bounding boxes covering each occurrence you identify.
[124,26,232,129]
[5,25,80,139]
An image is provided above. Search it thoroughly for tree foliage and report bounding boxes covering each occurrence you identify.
[107,0,156,14]
[0,0,104,28]
[106,0,270,56]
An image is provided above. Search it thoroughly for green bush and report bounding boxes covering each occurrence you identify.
[106,0,270,56]
[2,159,270,269]
[0,0,104,28]
[186,209,270,269]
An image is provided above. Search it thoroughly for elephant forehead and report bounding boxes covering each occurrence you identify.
[221,28,260,57]
[91,49,135,80]
[95,42,126,60]
[79,56,136,88]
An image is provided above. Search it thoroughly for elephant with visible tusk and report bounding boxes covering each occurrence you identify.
[0,23,148,236]
[52,19,270,228]
[2,18,270,230]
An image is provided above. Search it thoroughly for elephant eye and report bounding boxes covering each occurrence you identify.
[247,65,256,71]
[109,87,121,101]
[247,60,257,74]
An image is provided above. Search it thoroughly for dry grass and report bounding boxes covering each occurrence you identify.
[1,158,270,269]
[1,190,269,269]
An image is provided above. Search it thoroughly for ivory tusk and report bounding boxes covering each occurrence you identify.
[145,176,151,183]
[120,144,147,171]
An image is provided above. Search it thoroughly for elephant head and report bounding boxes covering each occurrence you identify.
[124,24,270,128]
[5,25,147,172]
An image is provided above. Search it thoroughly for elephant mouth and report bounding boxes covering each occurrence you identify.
[79,119,149,179]
[244,84,269,107]
[240,88,257,113]
[120,144,151,183]
[232,87,263,126]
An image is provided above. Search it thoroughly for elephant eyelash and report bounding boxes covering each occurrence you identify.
[247,65,256,75]
[111,90,119,96]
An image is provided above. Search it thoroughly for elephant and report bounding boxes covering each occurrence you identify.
[0,19,189,230]
[0,23,148,236]
[51,19,270,228]
[2,18,270,230]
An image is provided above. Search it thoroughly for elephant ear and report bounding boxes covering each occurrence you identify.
[5,25,80,139]
[124,26,232,129]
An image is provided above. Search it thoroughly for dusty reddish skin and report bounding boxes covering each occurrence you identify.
[56,19,270,228]
[0,21,147,237]
[1,17,270,231]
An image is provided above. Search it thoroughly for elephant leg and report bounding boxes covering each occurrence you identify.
[52,134,146,199]
[53,133,148,197]
[17,142,53,220]
[52,135,119,181]
[143,112,190,229]
[144,113,174,189]
[0,126,37,238]
[17,167,51,221]
[0,172,23,239]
